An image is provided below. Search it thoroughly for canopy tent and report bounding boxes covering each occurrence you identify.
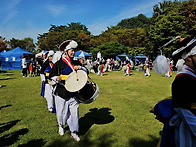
[0,47,33,70]
[116,56,120,60]
[135,58,139,62]
[116,53,131,61]
[134,54,148,64]
[0,50,7,54]
[74,51,91,57]
[35,50,48,58]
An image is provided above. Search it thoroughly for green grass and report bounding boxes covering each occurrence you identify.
[0,70,175,147]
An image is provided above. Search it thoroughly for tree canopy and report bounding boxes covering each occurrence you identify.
[8,37,36,53]
[91,42,129,59]
[117,14,150,29]
[147,0,196,58]
[0,36,7,52]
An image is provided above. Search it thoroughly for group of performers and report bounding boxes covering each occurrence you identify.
[40,40,89,142]
[151,36,196,147]
[39,36,196,145]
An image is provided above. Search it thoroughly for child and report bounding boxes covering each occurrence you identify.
[29,62,33,77]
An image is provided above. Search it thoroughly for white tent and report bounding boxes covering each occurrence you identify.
[35,50,47,58]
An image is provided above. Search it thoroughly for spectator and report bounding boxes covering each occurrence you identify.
[21,57,28,77]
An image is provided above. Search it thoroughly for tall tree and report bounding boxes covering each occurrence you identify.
[147,0,196,58]
[117,14,150,29]
[97,28,148,48]
[0,36,7,52]
[91,42,129,59]
[8,37,36,53]
[37,22,92,51]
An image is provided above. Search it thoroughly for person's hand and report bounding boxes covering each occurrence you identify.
[74,65,81,70]
[56,76,62,81]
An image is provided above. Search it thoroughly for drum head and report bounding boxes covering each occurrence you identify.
[65,70,87,92]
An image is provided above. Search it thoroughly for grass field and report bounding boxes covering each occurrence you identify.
[0,69,175,147]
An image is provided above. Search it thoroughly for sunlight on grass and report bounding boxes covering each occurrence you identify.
[0,70,175,146]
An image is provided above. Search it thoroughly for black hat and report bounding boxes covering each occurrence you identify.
[172,37,196,60]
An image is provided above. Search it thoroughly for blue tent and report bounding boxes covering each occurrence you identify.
[135,54,148,64]
[135,54,148,59]
[0,47,33,70]
[74,51,91,57]
[117,53,131,58]
[116,53,131,61]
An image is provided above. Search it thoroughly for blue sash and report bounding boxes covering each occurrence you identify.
[41,81,45,98]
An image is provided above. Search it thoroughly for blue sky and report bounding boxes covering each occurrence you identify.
[0,0,163,43]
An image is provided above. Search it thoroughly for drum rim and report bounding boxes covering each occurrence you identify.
[79,83,99,104]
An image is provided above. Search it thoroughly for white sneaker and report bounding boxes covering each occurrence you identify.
[58,126,64,136]
[71,132,80,142]
[48,108,53,112]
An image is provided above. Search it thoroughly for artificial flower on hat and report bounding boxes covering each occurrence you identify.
[44,50,54,61]
[59,40,78,51]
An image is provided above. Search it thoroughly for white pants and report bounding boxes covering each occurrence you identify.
[144,68,150,76]
[45,84,54,109]
[97,70,102,76]
[55,95,79,132]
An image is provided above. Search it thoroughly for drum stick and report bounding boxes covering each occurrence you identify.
[75,70,79,81]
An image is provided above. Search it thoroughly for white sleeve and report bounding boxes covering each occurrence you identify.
[80,66,88,73]
[51,76,58,83]
[40,74,45,82]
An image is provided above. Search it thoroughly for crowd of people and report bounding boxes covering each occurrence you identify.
[21,57,41,77]
[77,56,174,78]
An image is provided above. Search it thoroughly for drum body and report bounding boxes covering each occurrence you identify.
[77,80,99,104]
[65,69,99,104]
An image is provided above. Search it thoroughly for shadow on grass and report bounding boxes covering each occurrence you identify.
[0,77,16,80]
[78,107,115,135]
[18,139,46,147]
[0,120,20,134]
[0,119,45,147]
[128,135,160,147]
[45,130,115,147]
[0,128,29,146]
[0,104,12,110]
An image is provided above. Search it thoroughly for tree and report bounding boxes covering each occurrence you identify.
[8,37,36,53]
[37,22,92,51]
[117,14,150,29]
[67,22,91,35]
[128,47,147,57]
[0,36,7,52]
[179,0,196,36]
[96,28,148,48]
[147,0,196,58]
[91,42,129,59]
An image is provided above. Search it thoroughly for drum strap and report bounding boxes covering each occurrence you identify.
[62,57,74,71]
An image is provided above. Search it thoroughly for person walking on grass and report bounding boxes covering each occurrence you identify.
[49,40,88,142]
[40,50,55,112]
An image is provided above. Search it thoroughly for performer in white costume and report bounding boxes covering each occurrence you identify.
[40,50,55,112]
[49,40,88,142]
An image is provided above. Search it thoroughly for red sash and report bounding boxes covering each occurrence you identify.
[49,63,53,68]
[62,57,74,71]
